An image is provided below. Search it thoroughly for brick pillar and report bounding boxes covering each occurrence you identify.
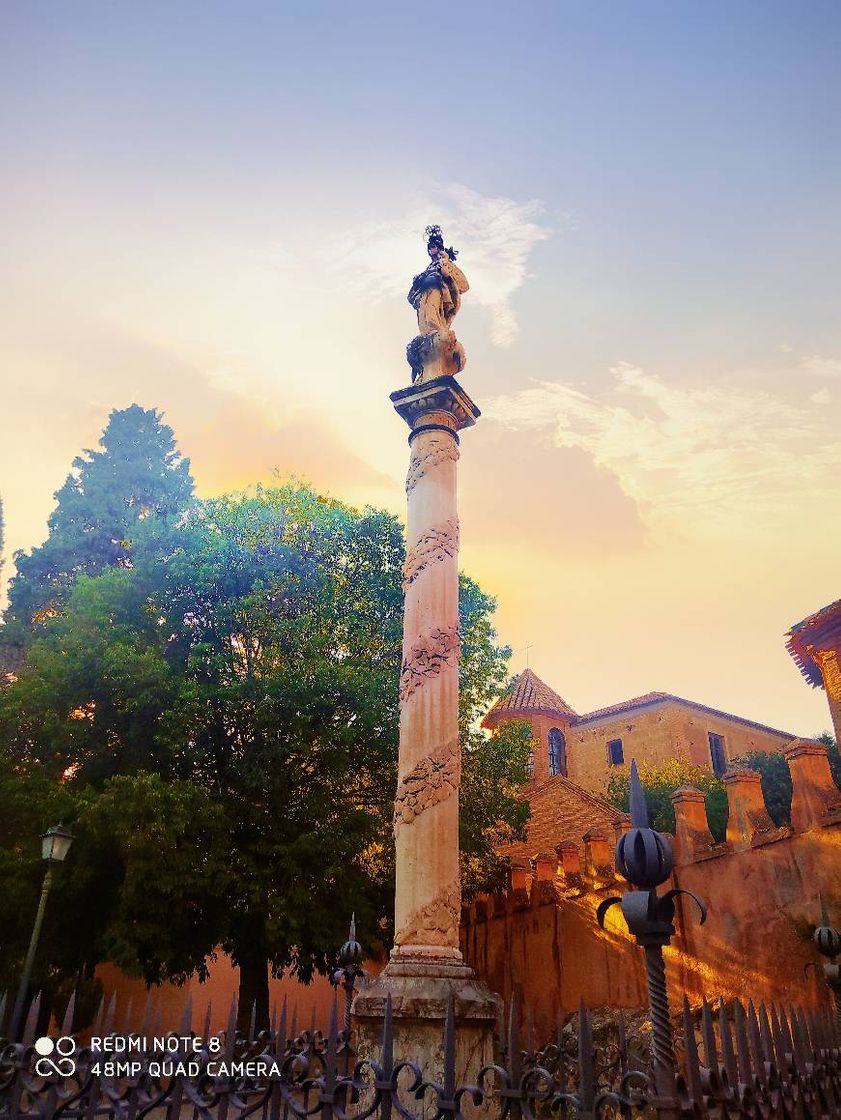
[613,815,631,848]
[583,827,612,879]
[785,739,841,832]
[670,785,713,865]
[556,840,583,888]
[533,851,557,882]
[722,767,776,848]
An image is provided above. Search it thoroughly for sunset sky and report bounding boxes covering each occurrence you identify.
[2,2,840,736]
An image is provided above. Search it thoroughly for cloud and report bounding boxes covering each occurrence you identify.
[800,354,841,379]
[485,362,841,533]
[325,184,552,347]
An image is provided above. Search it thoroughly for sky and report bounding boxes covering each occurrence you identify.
[1,1,840,737]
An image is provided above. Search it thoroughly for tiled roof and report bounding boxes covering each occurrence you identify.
[500,773,621,865]
[574,692,794,739]
[786,599,841,688]
[482,669,578,729]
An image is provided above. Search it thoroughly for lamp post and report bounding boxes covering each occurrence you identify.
[9,824,74,1042]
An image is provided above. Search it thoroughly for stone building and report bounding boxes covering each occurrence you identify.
[482,668,795,795]
[787,597,841,744]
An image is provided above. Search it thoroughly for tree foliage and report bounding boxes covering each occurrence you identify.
[606,757,728,842]
[5,405,193,633]
[0,479,527,1023]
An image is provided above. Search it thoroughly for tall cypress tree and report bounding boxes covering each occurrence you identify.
[5,405,194,632]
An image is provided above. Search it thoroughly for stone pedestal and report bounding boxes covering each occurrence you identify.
[353,375,498,1085]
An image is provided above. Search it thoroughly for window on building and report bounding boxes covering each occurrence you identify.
[548,728,567,777]
[708,732,727,777]
[607,738,624,766]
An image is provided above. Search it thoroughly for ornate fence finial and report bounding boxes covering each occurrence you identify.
[811,895,841,1028]
[597,758,707,1120]
[332,913,366,1035]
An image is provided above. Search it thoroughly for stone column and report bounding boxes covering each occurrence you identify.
[353,375,498,1085]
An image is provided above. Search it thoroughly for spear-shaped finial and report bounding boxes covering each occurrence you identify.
[629,759,649,829]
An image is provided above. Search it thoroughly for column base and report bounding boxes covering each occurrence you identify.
[352,951,500,1090]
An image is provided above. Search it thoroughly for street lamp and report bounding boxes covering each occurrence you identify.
[9,824,74,1042]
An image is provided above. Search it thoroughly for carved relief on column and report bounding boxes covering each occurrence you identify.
[393,737,461,836]
[392,875,461,948]
[403,519,460,590]
[399,624,461,702]
[405,437,460,494]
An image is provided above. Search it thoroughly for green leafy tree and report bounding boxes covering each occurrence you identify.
[5,405,193,633]
[606,757,728,842]
[0,483,527,1025]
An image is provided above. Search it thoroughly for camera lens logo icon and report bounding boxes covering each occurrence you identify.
[34,1036,76,1077]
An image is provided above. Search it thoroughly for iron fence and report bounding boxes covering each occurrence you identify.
[1,984,840,1120]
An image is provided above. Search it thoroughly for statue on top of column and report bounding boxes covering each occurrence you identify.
[406,225,469,384]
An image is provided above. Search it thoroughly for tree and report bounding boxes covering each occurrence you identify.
[0,483,527,1024]
[606,757,728,841]
[4,405,193,633]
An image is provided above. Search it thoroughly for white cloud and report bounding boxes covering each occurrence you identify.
[810,387,832,405]
[485,362,841,532]
[325,184,552,347]
[800,354,841,378]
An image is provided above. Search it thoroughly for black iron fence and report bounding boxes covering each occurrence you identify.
[1,985,840,1120]
[3,763,841,1119]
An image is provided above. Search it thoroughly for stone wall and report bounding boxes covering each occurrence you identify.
[461,739,841,1041]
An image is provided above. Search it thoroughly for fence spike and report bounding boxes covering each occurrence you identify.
[225,993,238,1061]
[682,997,704,1104]
[748,1002,766,1087]
[140,992,153,1037]
[22,991,41,1047]
[290,1004,298,1041]
[790,1006,808,1075]
[578,998,594,1110]
[180,994,193,1037]
[0,992,7,1038]
[202,1000,212,1046]
[768,1004,785,1069]
[617,1008,629,1076]
[248,999,257,1043]
[719,1000,737,1087]
[103,991,117,1036]
[121,995,134,1037]
[733,999,751,1085]
[701,996,717,1070]
[758,1003,774,1068]
[92,993,105,1039]
[381,992,394,1074]
[278,996,288,1056]
[507,989,522,1083]
[61,990,76,1038]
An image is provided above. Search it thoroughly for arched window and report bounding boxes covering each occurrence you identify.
[548,728,567,777]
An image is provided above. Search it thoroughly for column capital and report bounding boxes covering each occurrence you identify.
[391,375,481,439]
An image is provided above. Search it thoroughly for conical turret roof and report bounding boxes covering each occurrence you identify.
[482,668,578,729]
